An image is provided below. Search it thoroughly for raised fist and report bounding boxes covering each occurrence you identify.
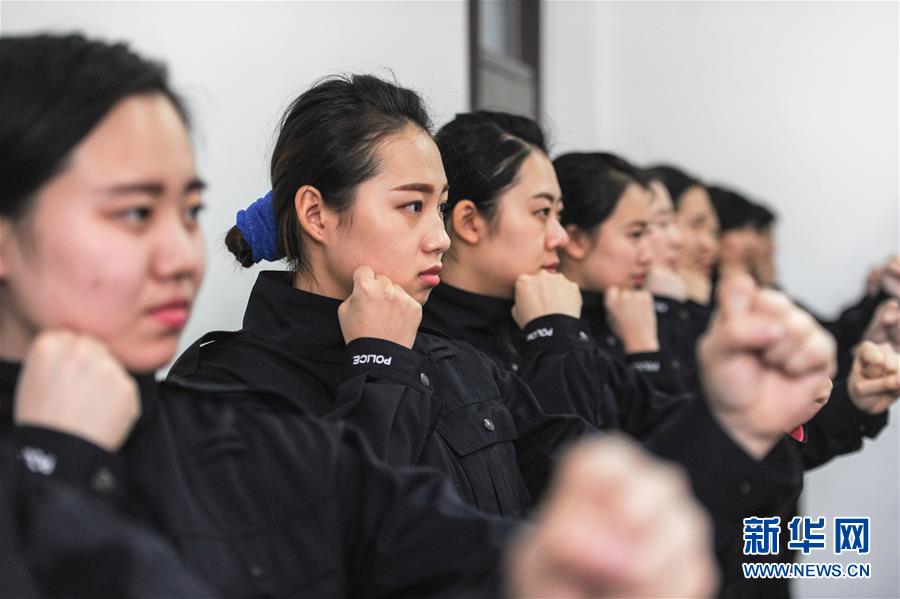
[338,266,421,349]
[512,270,583,329]
[698,274,836,459]
[14,331,140,452]
[605,287,659,353]
[507,436,717,598]
[848,341,900,415]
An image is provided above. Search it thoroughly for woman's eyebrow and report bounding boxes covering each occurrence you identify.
[531,192,557,202]
[391,182,449,195]
[101,177,206,197]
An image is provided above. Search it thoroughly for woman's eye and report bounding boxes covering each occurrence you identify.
[185,203,205,223]
[116,206,153,224]
[535,208,551,219]
[438,202,451,219]
[403,201,424,214]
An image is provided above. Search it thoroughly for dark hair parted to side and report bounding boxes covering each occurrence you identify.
[707,185,758,233]
[435,110,548,223]
[225,74,432,272]
[645,164,703,209]
[554,152,650,232]
[750,201,776,231]
[0,33,188,219]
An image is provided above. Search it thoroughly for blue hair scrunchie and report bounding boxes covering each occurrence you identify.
[235,190,280,263]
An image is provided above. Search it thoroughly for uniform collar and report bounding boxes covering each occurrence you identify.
[242,270,347,364]
[422,282,517,364]
[424,283,512,338]
[579,289,610,338]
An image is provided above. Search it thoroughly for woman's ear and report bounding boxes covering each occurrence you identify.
[294,185,330,243]
[560,224,591,260]
[450,199,485,246]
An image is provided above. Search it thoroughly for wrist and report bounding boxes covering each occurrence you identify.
[622,335,659,354]
[707,405,781,460]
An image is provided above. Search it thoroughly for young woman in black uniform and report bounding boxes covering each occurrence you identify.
[416,111,861,594]
[551,151,688,394]
[641,170,707,391]
[0,34,723,598]
[168,75,595,519]
[563,160,894,467]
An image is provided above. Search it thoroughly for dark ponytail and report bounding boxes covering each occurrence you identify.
[225,226,255,268]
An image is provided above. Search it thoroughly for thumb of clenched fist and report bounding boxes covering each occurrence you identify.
[512,270,582,329]
[14,331,140,452]
[338,266,421,349]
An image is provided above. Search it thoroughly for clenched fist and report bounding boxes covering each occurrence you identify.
[338,266,421,349]
[866,255,900,298]
[646,266,688,302]
[848,341,900,414]
[506,436,717,598]
[605,287,659,353]
[14,331,140,452]
[861,298,900,352]
[512,271,583,329]
[698,274,837,459]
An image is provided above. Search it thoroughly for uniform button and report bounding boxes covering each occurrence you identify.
[511,363,519,372]
[90,467,116,494]
[739,481,752,495]
[420,373,430,387]
[483,418,495,432]
[250,565,264,578]
[671,359,681,371]
[606,336,617,347]
[679,309,690,321]
[858,424,867,433]
[578,331,590,343]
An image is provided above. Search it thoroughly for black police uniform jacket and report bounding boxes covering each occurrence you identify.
[0,445,217,599]
[580,289,889,470]
[579,290,708,395]
[1,360,515,598]
[421,282,814,597]
[168,271,592,518]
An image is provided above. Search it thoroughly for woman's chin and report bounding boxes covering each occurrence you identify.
[115,342,178,374]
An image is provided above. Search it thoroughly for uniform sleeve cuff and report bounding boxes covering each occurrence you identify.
[342,337,428,389]
[824,379,889,437]
[12,425,124,502]
[624,351,663,374]
[520,314,593,351]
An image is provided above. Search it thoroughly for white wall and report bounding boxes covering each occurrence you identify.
[1,0,469,366]
[544,2,899,597]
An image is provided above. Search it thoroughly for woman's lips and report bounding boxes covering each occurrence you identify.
[419,266,442,287]
[150,302,190,329]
